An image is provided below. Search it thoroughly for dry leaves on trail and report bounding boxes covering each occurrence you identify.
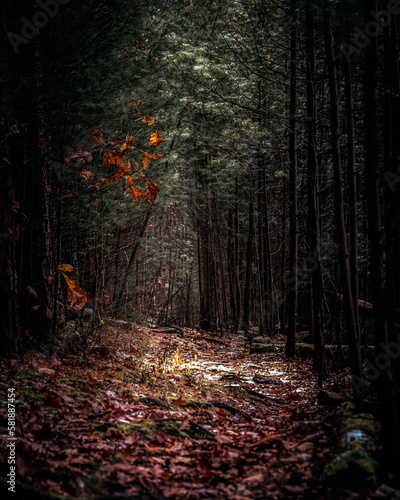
[0,325,345,499]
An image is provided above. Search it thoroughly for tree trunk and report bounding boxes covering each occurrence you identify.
[344,34,360,342]
[242,188,254,337]
[324,16,363,410]
[116,210,151,309]
[285,3,298,357]
[305,0,324,383]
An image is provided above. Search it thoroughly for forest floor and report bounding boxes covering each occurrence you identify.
[0,323,398,500]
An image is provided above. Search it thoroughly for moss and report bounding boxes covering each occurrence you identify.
[115,422,153,435]
[340,415,380,438]
[138,396,171,409]
[339,403,380,437]
[156,420,187,438]
[323,449,378,488]
[19,386,43,403]
[70,390,91,399]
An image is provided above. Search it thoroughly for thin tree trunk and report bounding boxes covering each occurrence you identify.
[305,0,324,383]
[116,210,151,309]
[234,178,241,332]
[242,188,254,337]
[285,4,298,357]
[324,17,363,410]
[257,160,266,336]
[263,167,274,335]
[344,40,360,341]
[198,206,211,331]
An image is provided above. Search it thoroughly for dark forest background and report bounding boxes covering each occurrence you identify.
[1,0,400,463]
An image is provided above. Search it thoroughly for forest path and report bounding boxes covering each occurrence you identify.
[0,324,373,499]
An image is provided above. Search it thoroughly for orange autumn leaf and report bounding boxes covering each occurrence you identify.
[148,130,163,146]
[131,100,143,106]
[125,186,145,205]
[61,273,87,309]
[103,151,123,167]
[142,116,156,125]
[140,150,165,170]
[111,170,124,183]
[126,175,136,185]
[58,264,74,273]
[121,137,133,150]
[141,152,165,160]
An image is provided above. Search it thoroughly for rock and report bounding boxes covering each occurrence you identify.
[323,449,378,489]
[323,402,381,491]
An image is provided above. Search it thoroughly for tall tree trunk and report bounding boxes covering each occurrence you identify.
[262,166,274,335]
[198,204,211,331]
[324,16,363,410]
[0,0,59,352]
[285,4,298,357]
[242,188,254,337]
[344,34,360,342]
[257,159,266,336]
[227,209,237,328]
[280,177,287,334]
[234,178,241,332]
[305,0,324,383]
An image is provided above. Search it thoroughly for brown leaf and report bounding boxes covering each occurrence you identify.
[44,391,62,408]
[174,395,187,406]
[38,367,57,378]
[248,433,282,448]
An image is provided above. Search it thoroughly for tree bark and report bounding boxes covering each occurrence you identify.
[324,17,363,410]
[242,187,254,336]
[285,3,298,357]
[305,0,324,383]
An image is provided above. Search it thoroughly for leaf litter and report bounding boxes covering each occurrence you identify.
[0,323,379,499]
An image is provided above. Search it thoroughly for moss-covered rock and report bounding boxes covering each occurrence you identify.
[323,449,378,488]
[323,401,381,491]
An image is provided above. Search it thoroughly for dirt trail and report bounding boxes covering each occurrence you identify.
[0,324,357,499]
